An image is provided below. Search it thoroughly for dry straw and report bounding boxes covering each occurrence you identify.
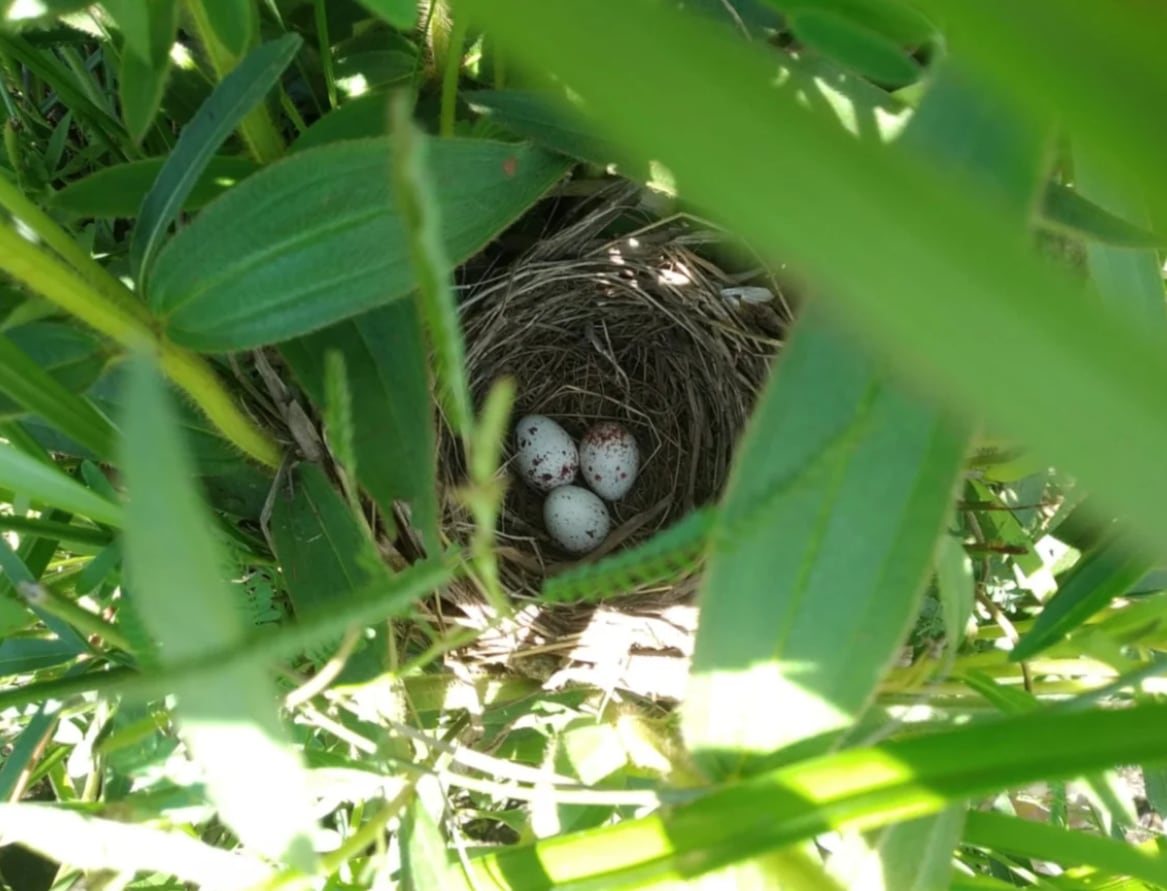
[432,186,790,697]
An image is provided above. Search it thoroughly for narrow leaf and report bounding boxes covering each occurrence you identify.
[102,0,179,68]
[51,156,258,218]
[1041,182,1164,249]
[120,355,317,870]
[790,9,921,85]
[0,704,57,800]
[471,701,1167,890]
[0,332,116,460]
[402,786,473,891]
[935,529,974,661]
[131,33,303,285]
[683,311,967,776]
[963,810,1167,887]
[280,302,440,550]
[119,47,170,143]
[0,443,122,526]
[1011,533,1151,662]
[200,0,255,58]
[149,138,569,351]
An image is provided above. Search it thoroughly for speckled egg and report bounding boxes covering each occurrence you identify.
[544,485,611,553]
[514,415,578,492]
[580,422,639,501]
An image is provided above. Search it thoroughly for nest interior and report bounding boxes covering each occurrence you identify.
[439,194,788,592]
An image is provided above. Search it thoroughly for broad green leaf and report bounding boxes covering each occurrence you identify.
[51,156,259,218]
[119,45,171,143]
[963,810,1167,887]
[335,50,416,92]
[269,461,396,678]
[683,312,967,776]
[200,0,255,58]
[0,804,273,890]
[1011,533,1151,662]
[470,701,1167,890]
[150,138,569,352]
[131,33,303,285]
[0,443,122,526]
[0,638,80,674]
[281,302,439,550]
[388,95,473,436]
[1075,146,1166,326]
[789,10,921,85]
[355,0,417,30]
[1041,182,1164,249]
[861,808,965,891]
[102,0,179,68]
[289,90,391,152]
[120,355,317,870]
[463,1,1167,562]
[0,331,116,460]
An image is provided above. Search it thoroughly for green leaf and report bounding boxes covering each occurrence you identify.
[402,784,473,891]
[1,0,92,26]
[0,443,122,526]
[388,94,473,436]
[201,0,255,58]
[120,355,317,870]
[1075,146,1166,325]
[131,33,303,286]
[50,156,259,218]
[0,703,57,800]
[280,302,439,550]
[934,530,974,662]
[0,804,274,890]
[335,50,416,92]
[0,331,117,460]
[1040,182,1165,249]
[683,312,967,776]
[963,810,1167,887]
[355,0,417,30]
[864,808,965,891]
[1011,533,1152,662]
[781,0,936,46]
[789,9,921,85]
[102,0,179,68]
[289,90,391,153]
[119,46,171,143]
[470,701,1167,890]
[149,138,569,352]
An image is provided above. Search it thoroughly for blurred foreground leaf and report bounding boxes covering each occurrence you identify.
[120,355,317,870]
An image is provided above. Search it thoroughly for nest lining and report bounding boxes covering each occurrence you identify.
[438,194,788,604]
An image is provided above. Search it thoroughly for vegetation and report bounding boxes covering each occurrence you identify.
[1,1,1166,889]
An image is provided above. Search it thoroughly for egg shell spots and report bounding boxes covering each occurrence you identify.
[580,422,639,501]
[514,415,578,492]
[544,486,611,554]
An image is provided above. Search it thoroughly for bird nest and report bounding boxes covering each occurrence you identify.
[431,190,790,697]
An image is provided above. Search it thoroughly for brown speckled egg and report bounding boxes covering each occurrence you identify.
[580,422,639,501]
[515,415,578,492]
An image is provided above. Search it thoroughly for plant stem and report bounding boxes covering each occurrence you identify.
[313,0,337,110]
[0,173,151,324]
[0,224,281,468]
[184,0,286,164]
[438,4,468,137]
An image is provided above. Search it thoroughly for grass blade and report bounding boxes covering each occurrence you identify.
[0,442,122,526]
[120,354,317,870]
[963,810,1167,887]
[0,331,116,460]
[683,312,967,776]
[131,33,302,286]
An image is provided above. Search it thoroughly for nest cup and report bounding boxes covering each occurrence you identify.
[438,195,788,600]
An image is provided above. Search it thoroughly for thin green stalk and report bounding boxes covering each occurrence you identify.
[17,581,133,652]
[438,5,468,137]
[313,0,337,110]
[0,174,150,324]
[184,0,285,164]
[0,224,281,468]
